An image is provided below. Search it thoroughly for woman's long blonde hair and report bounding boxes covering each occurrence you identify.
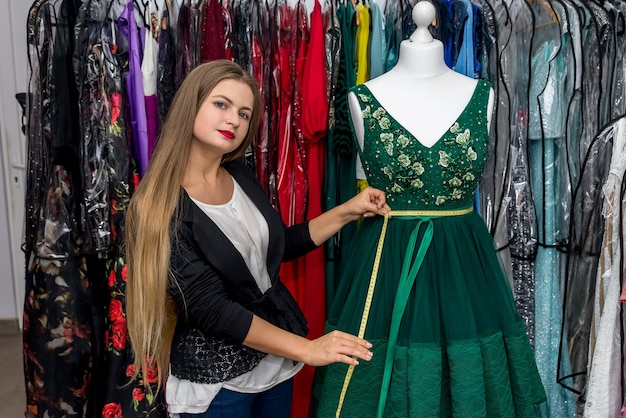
[125,60,263,392]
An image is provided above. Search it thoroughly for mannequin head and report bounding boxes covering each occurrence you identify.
[409,1,436,43]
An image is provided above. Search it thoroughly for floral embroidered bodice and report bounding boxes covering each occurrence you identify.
[351,80,492,211]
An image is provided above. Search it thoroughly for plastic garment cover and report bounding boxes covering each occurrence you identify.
[583,117,626,418]
[559,123,614,402]
[25,0,91,261]
[506,110,537,346]
[332,3,357,157]
[490,0,535,291]
[190,0,204,68]
[23,2,92,416]
[229,0,252,71]
[474,0,497,82]
[560,0,583,223]
[230,0,254,172]
[24,0,50,260]
[74,0,126,258]
[157,6,177,122]
[527,3,577,415]
[585,2,615,128]
[173,0,193,89]
[222,0,234,61]
[502,0,533,243]
[324,0,342,130]
[527,0,561,349]
[606,3,626,118]
[249,0,272,196]
[472,0,496,216]
[575,2,602,174]
[528,8,563,144]
[479,0,510,237]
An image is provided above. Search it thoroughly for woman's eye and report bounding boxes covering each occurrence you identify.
[239,112,250,120]
[215,101,225,109]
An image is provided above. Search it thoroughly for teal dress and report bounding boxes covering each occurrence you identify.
[314,80,546,417]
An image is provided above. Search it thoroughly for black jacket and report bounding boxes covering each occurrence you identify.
[168,160,317,384]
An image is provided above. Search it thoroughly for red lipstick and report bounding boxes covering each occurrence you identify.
[219,130,235,139]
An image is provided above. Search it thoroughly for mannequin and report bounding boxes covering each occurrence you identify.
[349,0,494,178]
[313,2,546,416]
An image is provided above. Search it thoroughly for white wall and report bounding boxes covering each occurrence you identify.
[0,0,30,328]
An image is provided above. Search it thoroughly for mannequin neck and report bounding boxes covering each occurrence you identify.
[391,39,450,78]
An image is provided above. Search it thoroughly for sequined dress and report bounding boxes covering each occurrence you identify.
[314,80,546,417]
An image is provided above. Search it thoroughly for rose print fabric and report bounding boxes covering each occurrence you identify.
[24,0,166,416]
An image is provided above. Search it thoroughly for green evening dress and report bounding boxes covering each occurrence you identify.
[314,80,546,418]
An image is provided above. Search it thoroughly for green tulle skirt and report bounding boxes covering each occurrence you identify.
[314,212,546,417]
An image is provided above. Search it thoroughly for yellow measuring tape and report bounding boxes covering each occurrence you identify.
[334,207,473,418]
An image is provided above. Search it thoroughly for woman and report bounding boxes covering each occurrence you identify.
[125,59,390,418]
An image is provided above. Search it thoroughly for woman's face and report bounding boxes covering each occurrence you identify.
[192,78,254,159]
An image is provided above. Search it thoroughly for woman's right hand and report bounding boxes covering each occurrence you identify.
[243,316,373,367]
[305,330,373,367]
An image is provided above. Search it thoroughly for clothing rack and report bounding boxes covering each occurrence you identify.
[22,0,626,417]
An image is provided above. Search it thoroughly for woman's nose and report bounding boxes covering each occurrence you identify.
[226,109,240,126]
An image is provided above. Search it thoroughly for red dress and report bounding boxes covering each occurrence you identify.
[285,2,329,417]
[277,3,307,228]
[200,0,225,62]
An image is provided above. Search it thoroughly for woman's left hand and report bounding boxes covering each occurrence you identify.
[308,186,391,246]
[344,186,390,221]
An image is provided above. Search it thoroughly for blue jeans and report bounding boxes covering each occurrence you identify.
[179,378,293,418]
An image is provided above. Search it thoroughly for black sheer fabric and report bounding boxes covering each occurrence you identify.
[559,126,614,398]
[23,1,95,417]
[157,7,176,122]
